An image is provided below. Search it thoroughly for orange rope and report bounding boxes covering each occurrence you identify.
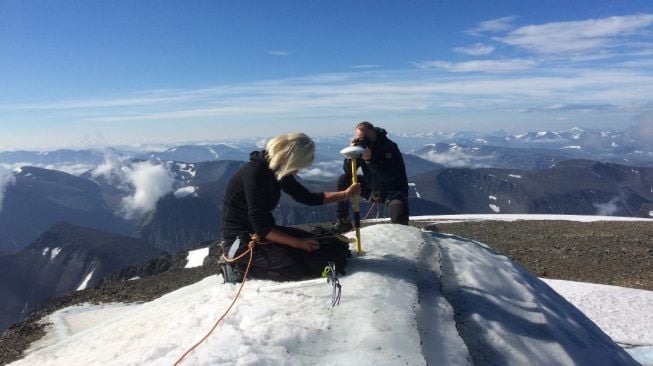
[362,201,378,220]
[173,237,260,366]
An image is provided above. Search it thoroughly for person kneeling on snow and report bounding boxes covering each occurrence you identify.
[220,132,360,282]
[334,121,409,232]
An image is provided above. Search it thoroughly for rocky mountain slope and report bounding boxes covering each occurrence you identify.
[410,159,653,217]
[0,167,131,254]
[0,223,166,333]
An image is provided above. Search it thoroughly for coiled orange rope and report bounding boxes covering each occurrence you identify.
[173,236,261,365]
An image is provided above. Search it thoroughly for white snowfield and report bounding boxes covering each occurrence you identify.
[12,224,648,365]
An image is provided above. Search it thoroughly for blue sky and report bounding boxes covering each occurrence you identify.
[2,0,653,149]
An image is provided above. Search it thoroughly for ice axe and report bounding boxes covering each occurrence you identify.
[340,145,366,255]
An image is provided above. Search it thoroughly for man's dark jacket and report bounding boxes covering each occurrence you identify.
[343,127,408,197]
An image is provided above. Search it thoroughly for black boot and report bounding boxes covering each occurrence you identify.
[332,218,353,233]
[218,259,243,284]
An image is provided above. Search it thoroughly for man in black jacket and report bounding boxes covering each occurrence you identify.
[335,121,409,231]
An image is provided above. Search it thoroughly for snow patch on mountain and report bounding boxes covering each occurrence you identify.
[176,163,196,178]
[76,269,95,291]
[42,247,63,261]
[408,182,422,198]
[184,248,209,269]
[174,186,197,198]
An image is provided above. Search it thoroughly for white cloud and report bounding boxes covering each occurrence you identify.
[0,163,94,177]
[43,164,95,176]
[0,173,16,213]
[498,14,653,55]
[5,51,653,141]
[26,67,653,124]
[120,162,174,219]
[594,196,621,216]
[2,93,200,111]
[298,161,342,181]
[440,102,466,108]
[454,43,495,56]
[414,59,537,73]
[91,154,174,218]
[1,163,29,173]
[466,16,517,36]
[91,153,131,184]
[418,150,490,168]
[351,65,380,69]
[623,114,653,151]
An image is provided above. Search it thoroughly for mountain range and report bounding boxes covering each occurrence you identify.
[2,127,652,174]
[1,126,652,333]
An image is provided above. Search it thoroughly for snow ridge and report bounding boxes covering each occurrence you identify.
[415,231,471,365]
[434,232,638,365]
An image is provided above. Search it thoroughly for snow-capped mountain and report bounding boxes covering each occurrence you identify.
[409,160,653,217]
[0,148,128,176]
[413,142,571,170]
[397,126,653,168]
[140,144,254,163]
[2,126,652,179]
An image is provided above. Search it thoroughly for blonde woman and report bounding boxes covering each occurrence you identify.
[221,133,360,282]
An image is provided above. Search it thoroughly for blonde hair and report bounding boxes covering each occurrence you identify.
[266,133,315,180]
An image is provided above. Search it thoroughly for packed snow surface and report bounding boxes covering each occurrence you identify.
[12,225,642,365]
[542,279,653,348]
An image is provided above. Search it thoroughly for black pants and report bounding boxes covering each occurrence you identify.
[236,226,349,282]
[336,174,409,225]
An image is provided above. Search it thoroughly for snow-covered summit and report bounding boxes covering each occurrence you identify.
[12,225,642,365]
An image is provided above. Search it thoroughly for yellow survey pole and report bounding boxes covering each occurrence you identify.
[351,158,362,255]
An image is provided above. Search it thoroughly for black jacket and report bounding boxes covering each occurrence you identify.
[222,151,325,242]
[343,128,408,196]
